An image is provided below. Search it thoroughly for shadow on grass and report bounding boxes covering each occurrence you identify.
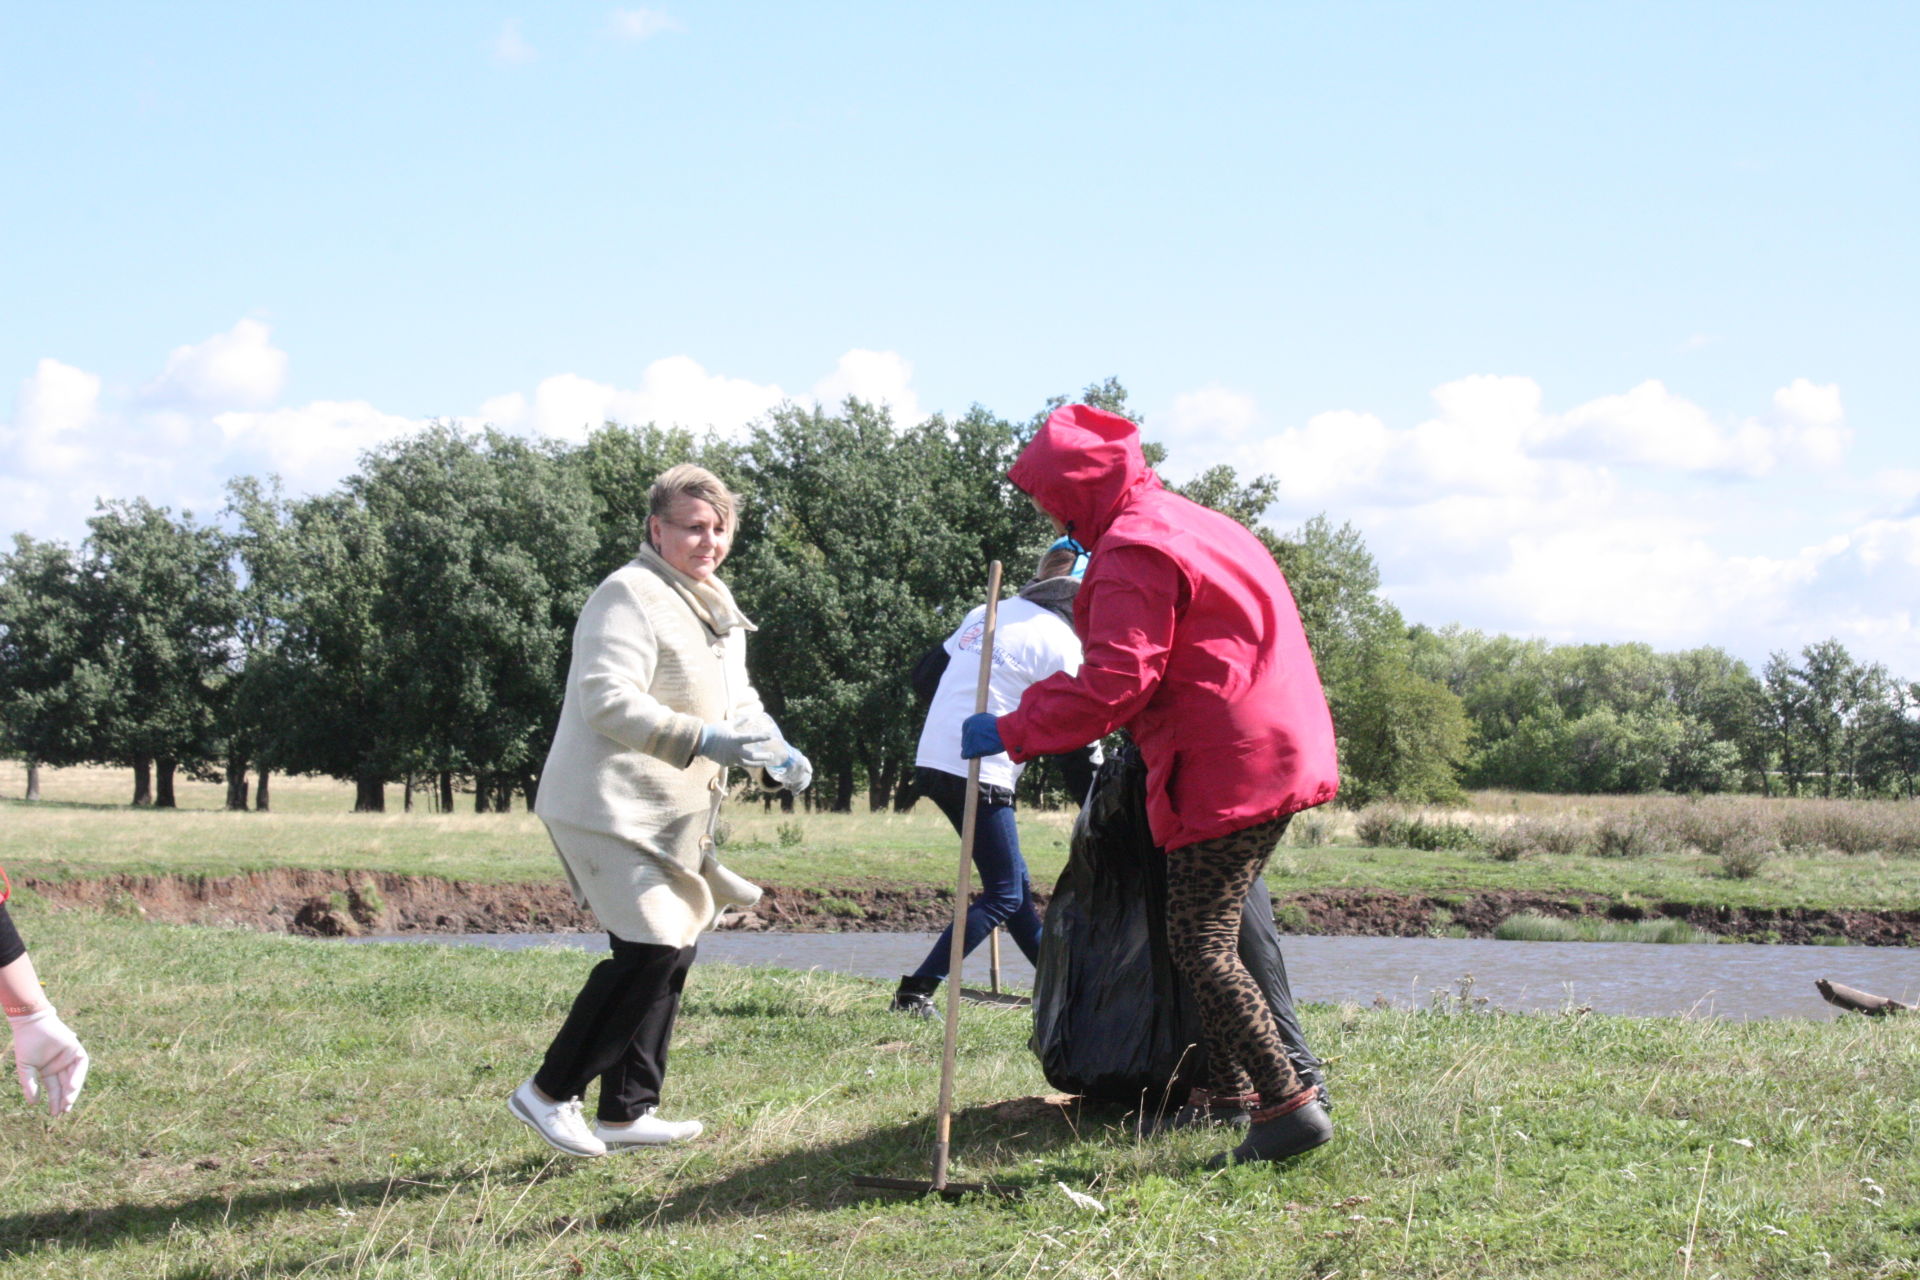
[0,1153,560,1258]
[1,797,147,815]
[594,1096,1132,1229]
[0,1104,1143,1273]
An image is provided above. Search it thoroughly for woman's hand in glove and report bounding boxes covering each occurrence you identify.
[698,722,775,768]
[772,749,813,793]
[960,713,1005,759]
[9,1007,88,1117]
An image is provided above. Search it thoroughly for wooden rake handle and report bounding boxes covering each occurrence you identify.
[931,559,1002,1191]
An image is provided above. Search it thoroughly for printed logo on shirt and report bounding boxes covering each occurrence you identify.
[955,621,1015,669]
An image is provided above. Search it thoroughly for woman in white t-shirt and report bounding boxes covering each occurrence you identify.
[891,541,1096,1015]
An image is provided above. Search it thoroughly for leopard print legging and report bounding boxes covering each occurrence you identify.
[1165,812,1303,1103]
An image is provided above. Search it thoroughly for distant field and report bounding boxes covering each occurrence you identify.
[0,762,1076,888]
[3,764,1918,916]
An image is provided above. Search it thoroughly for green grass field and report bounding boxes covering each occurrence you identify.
[5,764,1918,918]
[1,900,1916,1278]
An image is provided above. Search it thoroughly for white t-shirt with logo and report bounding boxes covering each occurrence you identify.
[914,596,1086,791]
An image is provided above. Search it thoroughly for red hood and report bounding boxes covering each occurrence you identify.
[1008,405,1160,546]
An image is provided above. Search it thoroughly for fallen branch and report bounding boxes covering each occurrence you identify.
[1816,978,1916,1017]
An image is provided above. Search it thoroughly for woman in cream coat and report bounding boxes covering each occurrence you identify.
[509,464,811,1158]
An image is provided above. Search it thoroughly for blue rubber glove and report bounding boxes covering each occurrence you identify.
[960,712,1005,760]
[697,721,775,768]
[770,748,813,794]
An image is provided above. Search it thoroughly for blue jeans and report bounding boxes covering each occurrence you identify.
[911,766,1043,981]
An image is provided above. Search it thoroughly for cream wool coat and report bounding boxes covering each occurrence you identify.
[535,546,765,947]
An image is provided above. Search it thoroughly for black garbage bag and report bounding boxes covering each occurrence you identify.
[1029,742,1325,1108]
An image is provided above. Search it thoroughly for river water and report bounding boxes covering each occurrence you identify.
[357,929,1918,1021]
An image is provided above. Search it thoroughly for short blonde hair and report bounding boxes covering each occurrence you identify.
[648,464,736,530]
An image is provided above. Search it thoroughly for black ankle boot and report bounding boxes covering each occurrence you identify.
[1205,1094,1333,1169]
[890,976,939,1018]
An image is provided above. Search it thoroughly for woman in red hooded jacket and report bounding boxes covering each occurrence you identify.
[960,403,1340,1168]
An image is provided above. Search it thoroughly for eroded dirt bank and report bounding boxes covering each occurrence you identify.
[16,870,1920,945]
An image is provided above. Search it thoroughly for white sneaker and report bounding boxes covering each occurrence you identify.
[508,1079,606,1157]
[594,1106,705,1148]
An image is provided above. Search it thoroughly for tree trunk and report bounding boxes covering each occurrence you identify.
[869,756,896,813]
[892,768,918,812]
[256,769,272,813]
[226,752,250,811]
[831,759,854,813]
[438,771,454,814]
[354,772,385,813]
[155,758,178,808]
[522,772,539,810]
[132,758,153,806]
[474,771,492,813]
[24,760,40,802]
[403,772,413,813]
[492,775,513,813]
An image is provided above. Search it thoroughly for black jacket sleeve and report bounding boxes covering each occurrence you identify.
[0,903,24,970]
[1052,744,1100,806]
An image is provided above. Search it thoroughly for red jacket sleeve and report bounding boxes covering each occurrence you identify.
[998,543,1183,761]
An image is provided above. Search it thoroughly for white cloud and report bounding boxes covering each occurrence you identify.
[488,357,793,442]
[1402,375,1546,494]
[1249,409,1395,503]
[213,401,428,494]
[811,349,922,424]
[144,318,288,410]
[493,19,536,64]
[607,7,681,40]
[1167,386,1259,443]
[1769,377,1850,469]
[0,323,435,544]
[1773,378,1843,427]
[1537,377,1852,477]
[478,391,530,428]
[479,349,927,441]
[1153,372,1910,673]
[1211,375,1850,511]
[6,358,102,473]
[1864,468,1920,510]
[11,328,1903,676]
[1546,379,1751,472]
[13,358,100,436]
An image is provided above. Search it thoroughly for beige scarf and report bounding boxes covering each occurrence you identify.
[636,543,757,638]
[634,543,766,920]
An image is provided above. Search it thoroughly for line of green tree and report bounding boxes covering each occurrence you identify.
[3,382,1917,812]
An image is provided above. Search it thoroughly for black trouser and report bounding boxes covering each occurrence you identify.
[534,935,697,1123]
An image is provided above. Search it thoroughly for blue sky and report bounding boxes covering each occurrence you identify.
[3,3,1916,674]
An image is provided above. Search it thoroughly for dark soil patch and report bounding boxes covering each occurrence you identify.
[1283,888,1920,946]
[16,872,1920,945]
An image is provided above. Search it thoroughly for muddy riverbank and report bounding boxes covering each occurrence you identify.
[15,869,1920,945]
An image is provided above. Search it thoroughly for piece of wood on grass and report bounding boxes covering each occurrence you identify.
[1816,978,1916,1016]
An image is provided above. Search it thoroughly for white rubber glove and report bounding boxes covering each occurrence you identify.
[9,1007,88,1117]
[771,748,813,794]
[697,722,775,769]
